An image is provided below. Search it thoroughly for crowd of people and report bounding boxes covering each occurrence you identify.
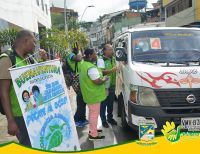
[0,29,118,146]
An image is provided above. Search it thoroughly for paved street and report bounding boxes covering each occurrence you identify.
[0,88,137,150]
[76,101,136,150]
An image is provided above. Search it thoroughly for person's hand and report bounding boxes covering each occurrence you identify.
[103,76,109,82]
[39,49,48,61]
[7,119,20,136]
[75,53,82,62]
[111,66,118,73]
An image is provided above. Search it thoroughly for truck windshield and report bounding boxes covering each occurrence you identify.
[132,29,200,63]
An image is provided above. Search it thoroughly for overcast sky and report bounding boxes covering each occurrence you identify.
[50,0,158,21]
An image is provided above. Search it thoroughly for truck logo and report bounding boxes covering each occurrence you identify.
[186,94,196,104]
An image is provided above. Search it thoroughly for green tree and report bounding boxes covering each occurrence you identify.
[67,18,80,31]
[51,13,65,30]
[0,29,18,48]
[40,28,89,58]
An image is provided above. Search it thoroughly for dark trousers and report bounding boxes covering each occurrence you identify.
[14,116,31,147]
[100,87,115,123]
[74,92,87,122]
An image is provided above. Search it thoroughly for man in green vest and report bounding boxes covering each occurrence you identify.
[97,44,118,128]
[65,43,89,128]
[0,30,47,146]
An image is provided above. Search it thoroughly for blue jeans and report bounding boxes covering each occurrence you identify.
[74,92,87,122]
[100,87,115,123]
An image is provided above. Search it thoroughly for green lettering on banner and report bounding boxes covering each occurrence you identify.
[15,65,61,88]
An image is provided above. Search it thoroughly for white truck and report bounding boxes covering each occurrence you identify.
[114,27,200,131]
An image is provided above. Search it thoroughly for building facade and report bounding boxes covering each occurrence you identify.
[0,0,51,33]
[100,10,142,44]
[165,0,200,27]
[50,6,78,31]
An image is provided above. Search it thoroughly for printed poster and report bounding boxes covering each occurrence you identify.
[9,59,80,151]
[150,38,162,49]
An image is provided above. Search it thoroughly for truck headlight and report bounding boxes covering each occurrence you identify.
[129,84,138,104]
[138,87,160,107]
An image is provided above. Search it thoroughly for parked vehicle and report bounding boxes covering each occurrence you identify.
[114,27,200,131]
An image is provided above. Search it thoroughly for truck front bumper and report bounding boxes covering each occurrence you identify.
[128,101,200,132]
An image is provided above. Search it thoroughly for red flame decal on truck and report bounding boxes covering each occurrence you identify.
[137,72,180,88]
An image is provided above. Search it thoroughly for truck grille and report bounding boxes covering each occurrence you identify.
[155,89,200,107]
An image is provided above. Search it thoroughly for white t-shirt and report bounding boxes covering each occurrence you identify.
[97,58,105,69]
[88,67,100,80]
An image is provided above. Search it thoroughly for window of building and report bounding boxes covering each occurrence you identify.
[188,0,192,7]
[36,0,39,6]
[41,0,44,11]
[45,4,48,15]
[167,0,193,18]
[172,6,176,15]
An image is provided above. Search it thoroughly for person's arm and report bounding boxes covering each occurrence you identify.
[92,76,109,85]
[88,67,109,85]
[71,53,82,62]
[102,67,117,76]
[0,57,19,136]
[97,58,117,76]
[0,79,19,135]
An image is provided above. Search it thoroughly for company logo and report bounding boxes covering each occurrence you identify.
[162,121,200,143]
[161,121,181,143]
[186,94,196,104]
[136,124,157,146]
[40,114,72,151]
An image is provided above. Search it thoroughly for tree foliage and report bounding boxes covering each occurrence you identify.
[40,28,89,58]
[0,29,18,47]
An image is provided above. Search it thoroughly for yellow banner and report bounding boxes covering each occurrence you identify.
[0,135,200,154]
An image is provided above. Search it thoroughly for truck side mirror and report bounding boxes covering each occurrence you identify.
[115,47,127,61]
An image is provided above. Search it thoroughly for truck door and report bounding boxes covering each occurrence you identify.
[119,35,131,115]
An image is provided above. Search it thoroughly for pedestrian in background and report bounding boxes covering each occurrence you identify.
[79,48,108,140]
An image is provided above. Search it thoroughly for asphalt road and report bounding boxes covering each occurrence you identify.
[76,101,137,150]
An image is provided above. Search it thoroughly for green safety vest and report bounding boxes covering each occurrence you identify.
[1,52,33,117]
[67,53,76,72]
[101,56,116,87]
[66,52,82,73]
[79,61,106,104]
[10,56,28,116]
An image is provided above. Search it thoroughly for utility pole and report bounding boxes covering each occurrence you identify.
[159,0,163,22]
[64,0,68,32]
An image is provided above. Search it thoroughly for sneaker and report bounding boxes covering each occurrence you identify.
[88,134,105,141]
[82,120,89,125]
[108,119,117,125]
[75,121,86,127]
[102,122,109,128]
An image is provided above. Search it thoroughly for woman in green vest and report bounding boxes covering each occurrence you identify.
[79,48,108,140]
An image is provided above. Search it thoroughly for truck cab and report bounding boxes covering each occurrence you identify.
[114,27,200,131]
